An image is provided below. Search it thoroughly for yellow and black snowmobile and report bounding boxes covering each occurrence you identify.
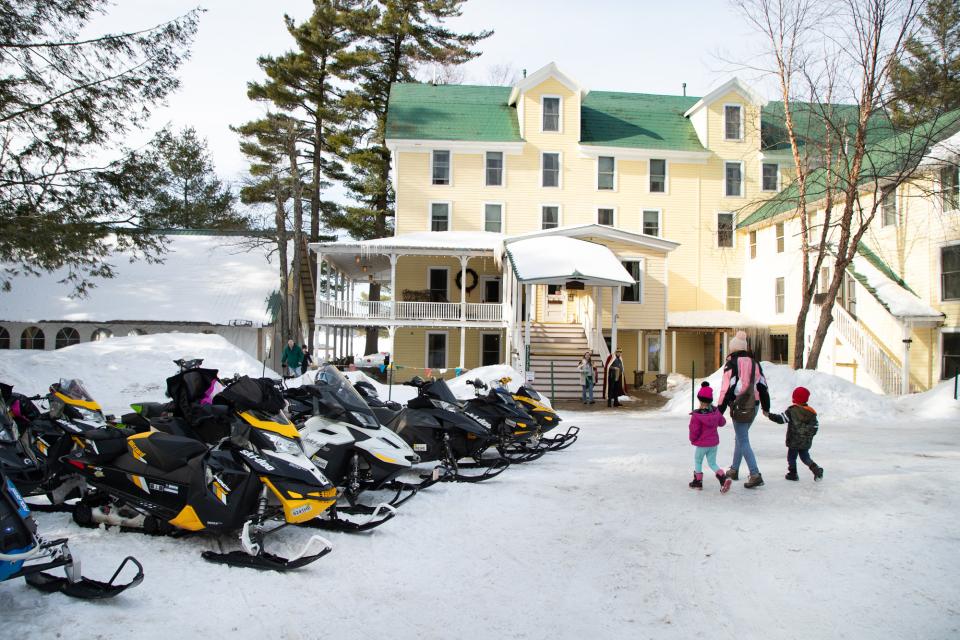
[500,378,579,451]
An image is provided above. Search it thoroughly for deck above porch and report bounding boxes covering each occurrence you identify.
[316,299,506,327]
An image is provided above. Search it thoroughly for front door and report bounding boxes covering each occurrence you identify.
[545,284,565,322]
[481,333,501,367]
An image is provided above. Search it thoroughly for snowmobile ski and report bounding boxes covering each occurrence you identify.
[301,503,397,533]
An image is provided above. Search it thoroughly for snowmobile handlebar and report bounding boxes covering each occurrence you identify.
[173,358,204,372]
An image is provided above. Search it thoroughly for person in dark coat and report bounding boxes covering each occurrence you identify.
[607,348,625,407]
[765,386,824,481]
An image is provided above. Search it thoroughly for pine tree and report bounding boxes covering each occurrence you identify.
[139,126,247,230]
[345,0,492,354]
[890,0,960,125]
[0,1,200,295]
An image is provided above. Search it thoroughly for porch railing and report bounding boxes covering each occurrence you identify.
[317,300,504,323]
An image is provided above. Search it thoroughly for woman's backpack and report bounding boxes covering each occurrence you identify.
[729,357,757,422]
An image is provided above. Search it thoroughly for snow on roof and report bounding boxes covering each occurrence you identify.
[316,231,505,253]
[667,310,760,328]
[0,234,278,326]
[505,236,635,286]
[507,223,679,252]
[849,254,943,320]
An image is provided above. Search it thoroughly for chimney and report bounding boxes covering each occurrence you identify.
[522,68,527,78]
[682,82,687,97]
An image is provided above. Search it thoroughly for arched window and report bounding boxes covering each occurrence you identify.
[0,326,9,349]
[21,326,45,350]
[55,327,81,349]
[127,328,147,337]
[91,328,113,342]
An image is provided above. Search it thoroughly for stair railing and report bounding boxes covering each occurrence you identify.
[829,301,903,395]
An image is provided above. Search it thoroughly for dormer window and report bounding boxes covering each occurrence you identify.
[724,105,742,140]
[542,96,561,132]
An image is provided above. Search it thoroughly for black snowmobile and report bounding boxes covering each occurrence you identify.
[354,377,509,485]
[65,375,338,571]
[0,400,143,599]
[459,378,546,463]
[509,381,579,451]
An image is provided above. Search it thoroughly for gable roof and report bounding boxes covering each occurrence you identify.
[385,83,521,142]
[507,62,583,105]
[682,77,767,118]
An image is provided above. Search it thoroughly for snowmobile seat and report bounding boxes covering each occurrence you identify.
[82,428,134,462]
[128,433,207,471]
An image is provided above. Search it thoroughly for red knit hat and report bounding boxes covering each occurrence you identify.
[792,386,811,405]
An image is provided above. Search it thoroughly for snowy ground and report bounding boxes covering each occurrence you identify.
[1,337,959,639]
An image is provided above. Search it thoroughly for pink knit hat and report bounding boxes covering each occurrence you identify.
[728,330,749,353]
[697,381,713,402]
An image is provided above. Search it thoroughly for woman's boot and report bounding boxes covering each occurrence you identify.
[744,473,764,489]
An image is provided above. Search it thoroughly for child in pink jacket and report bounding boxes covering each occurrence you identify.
[688,382,732,493]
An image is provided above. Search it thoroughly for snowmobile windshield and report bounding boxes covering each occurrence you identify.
[422,379,459,404]
[518,385,543,402]
[314,366,380,428]
[57,379,95,403]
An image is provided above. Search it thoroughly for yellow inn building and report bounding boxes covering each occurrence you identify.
[310,63,960,398]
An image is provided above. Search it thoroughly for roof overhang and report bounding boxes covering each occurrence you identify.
[667,310,761,329]
[578,144,710,164]
[507,62,587,106]
[506,223,680,253]
[385,139,525,155]
[505,236,635,286]
[683,77,767,118]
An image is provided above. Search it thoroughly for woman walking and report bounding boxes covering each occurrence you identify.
[717,331,770,489]
[578,351,595,405]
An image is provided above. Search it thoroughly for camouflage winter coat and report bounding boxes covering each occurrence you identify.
[768,404,819,450]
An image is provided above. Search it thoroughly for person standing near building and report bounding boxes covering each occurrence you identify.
[717,331,770,489]
[281,338,305,378]
[578,350,595,405]
[607,348,625,407]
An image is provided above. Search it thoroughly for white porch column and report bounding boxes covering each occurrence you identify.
[610,286,619,354]
[722,331,728,362]
[331,269,339,359]
[671,330,677,373]
[459,255,468,369]
[323,260,331,362]
[389,254,398,321]
[901,322,912,394]
[340,271,348,358]
[659,328,666,374]
[503,264,512,364]
[314,251,323,363]
[523,283,532,376]
[594,286,602,351]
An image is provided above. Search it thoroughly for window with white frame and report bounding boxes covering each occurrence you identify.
[426,332,447,369]
[621,259,643,302]
[725,161,743,197]
[542,96,560,132]
[942,331,960,380]
[717,212,734,247]
[542,152,560,187]
[776,222,785,253]
[749,230,757,258]
[942,244,960,300]
[432,150,450,185]
[642,209,660,237]
[598,156,615,190]
[430,202,449,231]
[775,277,785,314]
[485,151,503,186]
[762,162,779,191]
[770,335,789,363]
[649,159,666,193]
[726,277,741,312]
[541,205,559,229]
[484,203,502,233]
[881,189,897,226]
[597,208,615,226]
[724,105,742,140]
[941,165,959,211]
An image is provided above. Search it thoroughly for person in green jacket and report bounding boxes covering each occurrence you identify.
[281,338,305,378]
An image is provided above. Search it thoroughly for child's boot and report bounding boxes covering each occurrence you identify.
[785,465,799,481]
[688,472,703,490]
[716,469,732,493]
[808,462,824,481]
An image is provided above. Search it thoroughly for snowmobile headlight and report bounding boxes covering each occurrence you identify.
[504,418,518,427]
[0,424,15,443]
[259,431,303,456]
[434,400,459,412]
[350,411,379,429]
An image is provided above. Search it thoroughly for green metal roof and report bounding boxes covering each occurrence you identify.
[855,241,916,295]
[385,84,521,142]
[760,101,897,152]
[580,91,703,152]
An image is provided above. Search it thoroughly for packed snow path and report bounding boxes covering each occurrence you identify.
[2,405,957,639]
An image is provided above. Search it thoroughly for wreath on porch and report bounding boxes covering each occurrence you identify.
[455,268,479,293]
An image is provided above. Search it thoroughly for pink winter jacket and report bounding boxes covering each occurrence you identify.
[718,353,765,402]
[688,407,727,447]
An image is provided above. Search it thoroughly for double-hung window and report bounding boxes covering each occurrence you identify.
[717,213,734,247]
[749,230,757,258]
[942,244,960,300]
[597,208,615,226]
[726,278,741,312]
[776,222,785,252]
[430,202,449,231]
[881,189,897,226]
[642,209,660,237]
[541,205,559,229]
[725,105,742,140]
[432,150,450,185]
[941,166,959,211]
[621,259,643,302]
[775,277,785,314]
[725,161,743,197]
[598,156,615,190]
[426,333,447,369]
[484,203,503,233]
[649,159,666,193]
[542,153,560,187]
[542,97,560,132]
[485,151,503,186]
[762,163,779,191]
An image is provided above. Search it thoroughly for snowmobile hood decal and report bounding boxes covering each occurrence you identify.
[239,411,299,440]
[53,391,102,412]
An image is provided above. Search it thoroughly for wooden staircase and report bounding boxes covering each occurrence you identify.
[529,323,591,401]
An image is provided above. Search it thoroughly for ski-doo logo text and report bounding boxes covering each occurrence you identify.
[465,412,491,428]
[239,449,275,471]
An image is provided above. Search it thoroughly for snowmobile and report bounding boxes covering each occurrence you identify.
[0,383,46,497]
[282,366,420,526]
[64,375,337,571]
[1,459,144,598]
[354,377,509,485]
[460,378,546,463]
[506,380,579,451]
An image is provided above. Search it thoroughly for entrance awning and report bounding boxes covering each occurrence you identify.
[504,236,635,286]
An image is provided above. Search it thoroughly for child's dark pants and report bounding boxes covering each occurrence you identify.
[787,448,814,467]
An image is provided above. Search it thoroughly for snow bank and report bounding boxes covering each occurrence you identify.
[895,377,960,419]
[0,333,277,415]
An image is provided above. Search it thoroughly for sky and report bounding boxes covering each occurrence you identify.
[94,0,767,188]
